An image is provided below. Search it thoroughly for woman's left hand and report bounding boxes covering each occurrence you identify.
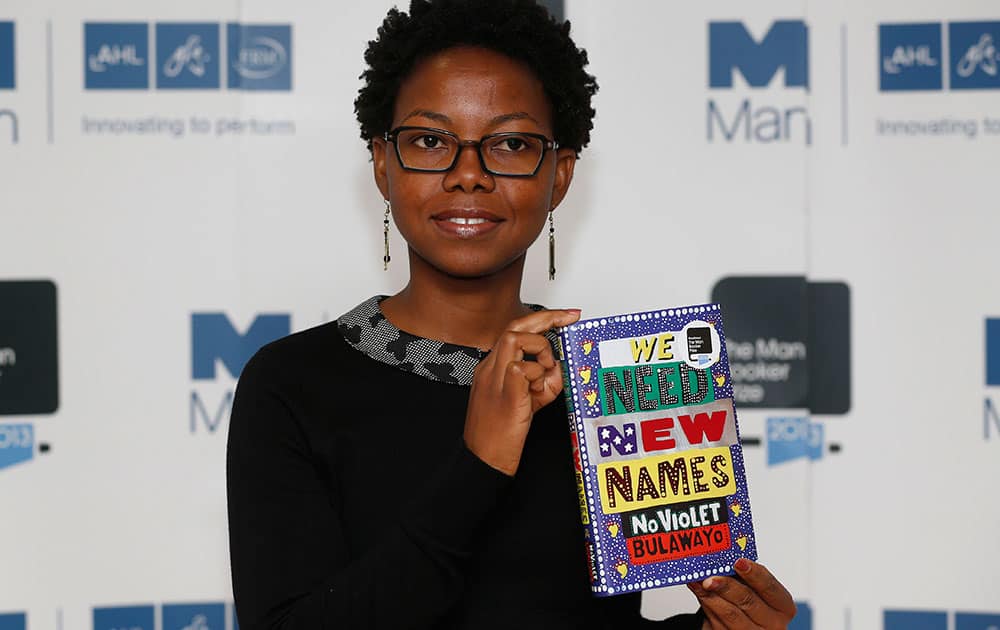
[687,558,797,629]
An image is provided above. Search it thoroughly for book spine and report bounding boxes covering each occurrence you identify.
[556,329,600,589]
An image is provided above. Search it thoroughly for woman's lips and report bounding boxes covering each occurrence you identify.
[431,211,503,238]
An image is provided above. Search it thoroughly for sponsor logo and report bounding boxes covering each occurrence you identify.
[227,24,292,91]
[950,22,1000,90]
[0,612,26,630]
[0,22,14,89]
[84,22,291,92]
[885,610,1000,630]
[85,23,149,89]
[709,20,809,89]
[93,606,155,630]
[788,602,812,630]
[0,281,59,416]
[766,417,824,466]
[94,603,238,630]
[955,612,1000,630]
[986,319,999,440]
[156,23,220,89]
[884,610,947,630]
[988,319,999,387]
[707,20,811,144]
[190,313,289,433]
[710,277,850,413]
[880,21,1000,92]
[163,603,224,630]
[879,23,942,91]
[0,424,34,470]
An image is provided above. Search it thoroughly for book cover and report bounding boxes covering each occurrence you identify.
[556,303,757,596]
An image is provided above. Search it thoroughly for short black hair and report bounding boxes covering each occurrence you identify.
[355,0,598,155]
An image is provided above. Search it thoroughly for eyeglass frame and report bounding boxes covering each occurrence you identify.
[383,125,559,178]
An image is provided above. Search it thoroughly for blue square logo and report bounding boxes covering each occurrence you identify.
[949,22,1000,90]
[227,24,292,91]
[879,23,943,91]
[93,606,154,630]
[156,23,220,89]
[956,612,1000,630]
[0,22,14,89]
[0,612,26,630]
[987,319,1000,386]
[85,22,149,89]
[884,610,947,630]
[163,603,224,630]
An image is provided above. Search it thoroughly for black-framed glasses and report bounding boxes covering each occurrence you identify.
[384,126,558,177]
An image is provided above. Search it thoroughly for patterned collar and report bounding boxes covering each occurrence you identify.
[336,295,553,386]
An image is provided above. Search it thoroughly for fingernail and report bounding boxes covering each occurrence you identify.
[703,577,718,591]
[566,308,582,313]
[735,558,751,573]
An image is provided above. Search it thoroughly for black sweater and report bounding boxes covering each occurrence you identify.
[227,300,704,629]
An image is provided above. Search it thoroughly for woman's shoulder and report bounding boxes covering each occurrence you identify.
[240,318,353,385]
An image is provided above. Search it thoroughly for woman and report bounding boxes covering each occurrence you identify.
[227,1,797,628]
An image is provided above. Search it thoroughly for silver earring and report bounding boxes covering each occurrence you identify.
[383,200,391,271]
[548,210,556,280]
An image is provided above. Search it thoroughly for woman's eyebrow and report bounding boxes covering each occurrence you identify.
[489,112,538,126]
[400,109,452,125]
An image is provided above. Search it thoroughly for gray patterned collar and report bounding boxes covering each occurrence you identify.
[336,295,552,386]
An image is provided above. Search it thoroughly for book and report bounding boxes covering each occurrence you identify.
[556,303,757,596]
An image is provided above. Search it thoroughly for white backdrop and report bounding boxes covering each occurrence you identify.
[1,1,998,629]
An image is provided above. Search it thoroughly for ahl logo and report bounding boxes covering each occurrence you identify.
[0,612,26,630]
[156,23,219,89]
[879,23,942,91]
[85,23,148,89]
[0,21,14,89]
[227,24,292,90]
[189,312,289,433]
[707,20,811,144]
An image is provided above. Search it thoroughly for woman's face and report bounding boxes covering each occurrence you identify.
[372,46,577,279]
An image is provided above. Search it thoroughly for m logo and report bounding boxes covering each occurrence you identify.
[0,613,26,630]
[0,22,14,89]
[709,20,809,89]
[987,318,1000,386]
[156,23,220,89]
[84,22,149,89]
[191,313,290,380]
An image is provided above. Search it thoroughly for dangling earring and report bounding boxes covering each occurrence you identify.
[383,199,391,271]
[548,210,556,281]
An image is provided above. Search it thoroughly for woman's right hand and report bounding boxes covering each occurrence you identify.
[463,309,582,476]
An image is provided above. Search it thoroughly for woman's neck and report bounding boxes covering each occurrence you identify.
[379,250,536,350]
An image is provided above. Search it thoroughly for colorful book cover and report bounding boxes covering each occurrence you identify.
[556,303,757,596]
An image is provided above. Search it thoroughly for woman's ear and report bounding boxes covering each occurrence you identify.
[372,137,390,200]
[549,147,577,210]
